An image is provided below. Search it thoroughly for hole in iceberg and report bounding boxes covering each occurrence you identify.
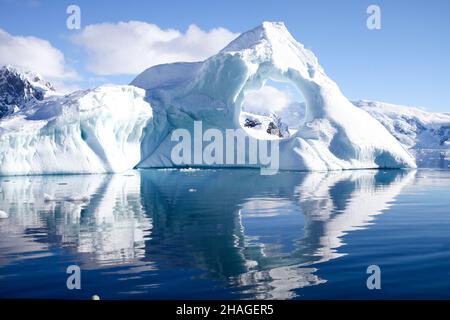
[240,80,305,140]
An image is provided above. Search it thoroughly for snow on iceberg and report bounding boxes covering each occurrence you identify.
[0,85,152,175]
[131,21,416,170]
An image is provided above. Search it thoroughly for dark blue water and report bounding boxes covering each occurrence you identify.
[0,167,450,299]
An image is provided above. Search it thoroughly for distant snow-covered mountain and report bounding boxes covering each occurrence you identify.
[354,100,450,150]
[0,65,55,119]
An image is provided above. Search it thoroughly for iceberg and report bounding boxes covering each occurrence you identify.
[132,21,416,171]
[0,21,416,175]
[0,85,152,175]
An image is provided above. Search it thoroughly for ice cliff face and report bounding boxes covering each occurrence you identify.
[132,21,416,170]
[0,65,55,119]
[0,85,152,175]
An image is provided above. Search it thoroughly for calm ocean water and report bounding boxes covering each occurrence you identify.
[0,164,450,299]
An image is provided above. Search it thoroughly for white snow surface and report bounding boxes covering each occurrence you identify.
[0,85,152,175]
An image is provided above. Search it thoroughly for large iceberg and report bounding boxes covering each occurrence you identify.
[0,21,416,175]
[132,21,416,171]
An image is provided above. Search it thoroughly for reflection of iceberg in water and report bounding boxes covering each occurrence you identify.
[236,265,325,300]
[0,169,415,299]
[0,174,152,266]
[140,169,415,299]
[234,170,415,299]
[296,170,416,264]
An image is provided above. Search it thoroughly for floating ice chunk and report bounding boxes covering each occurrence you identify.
[0,210,8,218]
[180,168,201,173]
[64,195,90,203]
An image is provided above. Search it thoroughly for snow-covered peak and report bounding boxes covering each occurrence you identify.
[0,65,55,118]
[0,65,55,93]
[220,21,321,79]
[132,21,322,92]
[221,21,288,52]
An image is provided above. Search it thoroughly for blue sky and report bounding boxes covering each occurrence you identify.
[0,0,449,112]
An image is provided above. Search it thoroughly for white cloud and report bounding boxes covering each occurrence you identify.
[242,85,294,114]
[0,28,78,82]
[72,21,239,75]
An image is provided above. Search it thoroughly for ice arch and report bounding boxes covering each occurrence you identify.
[240,79,306,134]
[235,68,316,128]
[132,21,416,171]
